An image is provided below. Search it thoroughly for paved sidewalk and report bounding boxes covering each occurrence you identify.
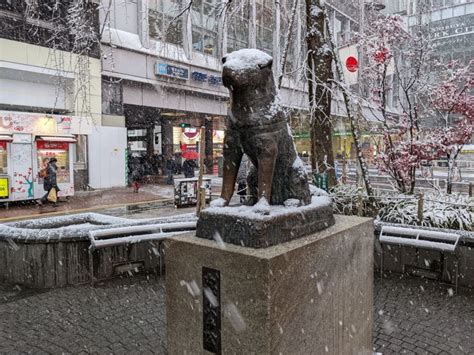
[374,276,474,354]
[0,186,171,222]
[1,274,473,354]
[0,175,222,222]
[0,276,166,354]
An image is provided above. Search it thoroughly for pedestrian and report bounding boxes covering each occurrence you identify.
[182,158,195,178]
[38,157,60,206]
[129,156,144,193]
[237,155,249,204]
[166,155,175,185]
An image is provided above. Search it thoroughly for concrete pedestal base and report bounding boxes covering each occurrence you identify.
[166,215,373,354]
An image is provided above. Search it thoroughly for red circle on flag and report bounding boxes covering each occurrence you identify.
[346,56,358,72]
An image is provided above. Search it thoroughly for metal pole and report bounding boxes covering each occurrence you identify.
[197,126,206,215]
[417,192,424,224]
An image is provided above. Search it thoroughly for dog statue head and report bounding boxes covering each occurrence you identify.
[221,49,273,90]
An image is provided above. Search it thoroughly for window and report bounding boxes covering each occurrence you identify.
[102,78,123,115]
[74,135,88,168]
[256,0,273,55]
[192,0,218,56]
[227,0,250,53]
[149,0,183,46]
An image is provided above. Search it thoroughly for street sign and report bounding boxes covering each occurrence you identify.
[346,56,358,72]
[313,173,329,192]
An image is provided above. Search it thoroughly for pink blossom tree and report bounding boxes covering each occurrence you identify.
[428,60,474,194]
[356,15,438,194]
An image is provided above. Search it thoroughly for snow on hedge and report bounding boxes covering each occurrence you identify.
[330,184,472,231]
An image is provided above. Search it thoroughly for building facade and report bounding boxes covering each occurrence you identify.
[99,0,369,172]
[0,0,104,201]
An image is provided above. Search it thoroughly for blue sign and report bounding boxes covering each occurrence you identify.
[155,63,189,80]
[208,75,222,85]
[192,71,208,82]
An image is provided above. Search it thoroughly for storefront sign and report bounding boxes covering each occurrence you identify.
[208,75,222,85]
[0,177,9,199]
[182,127,200,140]
[156,63,189,80]
[0,111,91,135]
[0,142,6,149]
[37,141,70,150]
[192,71,208,82]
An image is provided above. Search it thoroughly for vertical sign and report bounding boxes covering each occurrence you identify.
[202,267,221,354]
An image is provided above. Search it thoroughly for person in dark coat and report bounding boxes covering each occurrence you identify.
[39,157,60,206]
[236,155,249,204]
[182,159,196,178]
[129,156,144,192]
[166,155,176,185]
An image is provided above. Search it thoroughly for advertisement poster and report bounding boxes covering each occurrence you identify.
[0,177,8,199]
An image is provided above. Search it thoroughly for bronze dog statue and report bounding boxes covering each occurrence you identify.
[214,49,311,208]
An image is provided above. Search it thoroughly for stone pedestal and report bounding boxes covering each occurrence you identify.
[166,215,373,354]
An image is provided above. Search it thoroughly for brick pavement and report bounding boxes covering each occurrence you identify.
[0,276,166,354]
[374,275,474,354]
[1,274,473,354]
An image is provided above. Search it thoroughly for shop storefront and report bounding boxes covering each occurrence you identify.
[162,109,226,174]
[0,111,91,202]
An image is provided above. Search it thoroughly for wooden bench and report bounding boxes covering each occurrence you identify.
[379,226,461,292]
[88,221,196,285]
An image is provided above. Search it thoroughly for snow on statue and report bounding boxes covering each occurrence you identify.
[211,49,311,209]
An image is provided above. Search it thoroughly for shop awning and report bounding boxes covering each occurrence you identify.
[36,135,77,143]
[182,151,200,160]
[0,135,13,142]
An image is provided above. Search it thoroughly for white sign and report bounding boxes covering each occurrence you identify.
[0,111,92,135]
[339,45,358,85]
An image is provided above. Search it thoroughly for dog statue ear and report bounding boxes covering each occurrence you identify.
[222,56,227,64]
[258,58,273,69]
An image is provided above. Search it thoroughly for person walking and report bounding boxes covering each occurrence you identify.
[236,155,249,204]
[38,157,59,206]
[182,159,196,178]
[128,156,144,193]
[166,155,175,185]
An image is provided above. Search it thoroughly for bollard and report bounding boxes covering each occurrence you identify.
[469,182,473,198]
[357,187,364,217]
[417,192,424,224]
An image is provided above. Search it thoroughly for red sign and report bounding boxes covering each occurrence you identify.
[345,56,358,72]
[37,141,69,150]
[0,142,6,150]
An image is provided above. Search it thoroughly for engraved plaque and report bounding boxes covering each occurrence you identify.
[202,267,221,354]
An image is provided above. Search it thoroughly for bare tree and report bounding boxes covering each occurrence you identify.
[304,0,336,187]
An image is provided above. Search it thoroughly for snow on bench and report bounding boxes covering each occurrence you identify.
[379,226,460,253]
[378,225,461,292]
[88,221,197,250]
[88,221,197,285]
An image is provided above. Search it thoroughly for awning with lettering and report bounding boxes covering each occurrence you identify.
[0,135,13,142]
[36,135,77,143]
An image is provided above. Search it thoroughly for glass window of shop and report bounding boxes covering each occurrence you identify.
[0,142,7,174]
[74,135,88,170]
[227,0,250,53]
[256,0,273,55]
[101,78,123,115]
[36,142,71,184]
[149,0,183,46]
[191,0,219,56]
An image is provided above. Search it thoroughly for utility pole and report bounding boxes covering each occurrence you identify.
[196,126,206,215]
